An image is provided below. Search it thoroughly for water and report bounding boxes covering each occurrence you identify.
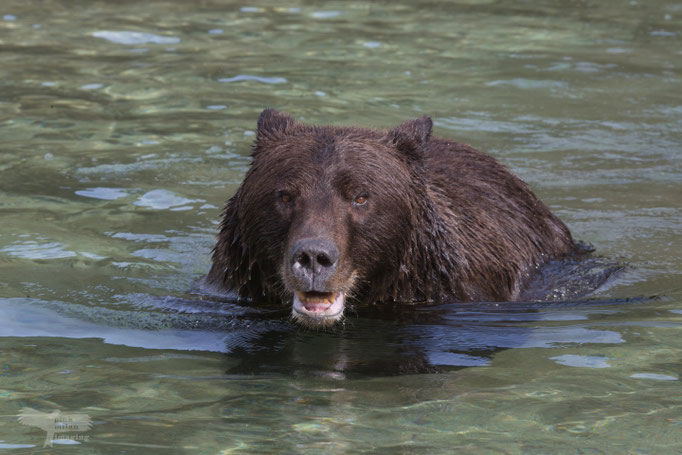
[1,0,680,453]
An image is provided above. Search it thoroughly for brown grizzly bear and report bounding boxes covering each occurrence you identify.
[206,109,577,326]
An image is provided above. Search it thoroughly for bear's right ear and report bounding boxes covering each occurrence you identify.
[387,116,433,161]
[256,109,297,140]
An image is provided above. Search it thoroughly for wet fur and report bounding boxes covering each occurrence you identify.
[207,110,577,311]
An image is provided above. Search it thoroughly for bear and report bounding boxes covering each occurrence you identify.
[206,109,578,326]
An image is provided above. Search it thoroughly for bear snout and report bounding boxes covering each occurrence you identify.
[289,237,340,291]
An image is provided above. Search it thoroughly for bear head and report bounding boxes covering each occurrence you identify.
[210,109,455,326]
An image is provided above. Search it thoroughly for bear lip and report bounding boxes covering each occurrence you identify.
[292,291,345,323]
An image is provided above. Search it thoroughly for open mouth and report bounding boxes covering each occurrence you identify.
[292,291,345,323]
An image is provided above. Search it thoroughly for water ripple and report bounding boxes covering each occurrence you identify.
[630,373,678,381]
[218,74,287,84]
[486,78,569,89]
[133,189,203,210]
[551,354,611,368]
[1,241,77,260]
[92,30,180,45]
[75,187,129,201]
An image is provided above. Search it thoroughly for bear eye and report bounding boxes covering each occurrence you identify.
[353,193,369,206]
[278,191,294,204]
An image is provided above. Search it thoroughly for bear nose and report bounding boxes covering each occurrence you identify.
[290,238,339,291]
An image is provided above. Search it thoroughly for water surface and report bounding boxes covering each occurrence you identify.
[1,1,680,453]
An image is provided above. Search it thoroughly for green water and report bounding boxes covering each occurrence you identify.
[1,1,681,453]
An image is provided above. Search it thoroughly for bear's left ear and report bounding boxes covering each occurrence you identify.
[387,116,433,161]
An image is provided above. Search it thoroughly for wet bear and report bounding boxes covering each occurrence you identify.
[207,109,577,326]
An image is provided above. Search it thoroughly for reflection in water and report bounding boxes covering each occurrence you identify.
[0,297,283,352]
[0,289,639,379]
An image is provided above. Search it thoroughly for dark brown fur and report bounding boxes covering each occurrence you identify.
[207,110,577,319]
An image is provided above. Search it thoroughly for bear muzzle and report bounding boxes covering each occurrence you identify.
[289,238,346,324]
